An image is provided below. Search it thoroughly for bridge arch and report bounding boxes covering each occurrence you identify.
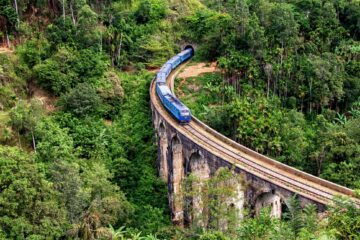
[254,190,285,218]
[188,151,209,176]
[158,121,166,139]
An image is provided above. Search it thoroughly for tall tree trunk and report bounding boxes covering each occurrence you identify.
[111,54,115,67]
[316,151,325,177]
[6,30,11,48]
[14,0,19,23]
[70,1,75,25]
[31,131,36,152]
[309,78,313,114]
[99,30,102,53]
[18,131,22,148]
[116,32,123,65]
[62,0,66,22]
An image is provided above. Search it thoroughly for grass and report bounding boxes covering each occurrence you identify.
[0,111,10,127]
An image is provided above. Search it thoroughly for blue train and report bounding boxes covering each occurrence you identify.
[155,47,194,123]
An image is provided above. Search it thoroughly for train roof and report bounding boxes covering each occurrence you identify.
[156,72,167,82]
[160,63,172,71]
[164,94,189,111]
[157,71,167,76]
[178,49,192,57]
[167,56,180,64]
[157,85,172,95]
[158,85,189,111]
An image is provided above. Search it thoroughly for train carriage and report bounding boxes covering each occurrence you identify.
[159,63,172,77]
[167,56,182,70]
[156,72,167,85]
[177,48,193,62]
[155,48,194,124]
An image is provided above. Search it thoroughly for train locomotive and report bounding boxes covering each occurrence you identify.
[155,47,194,123]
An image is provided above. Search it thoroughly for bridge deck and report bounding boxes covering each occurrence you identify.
[150,62,359,206]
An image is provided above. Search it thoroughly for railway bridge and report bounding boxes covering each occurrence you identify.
[150,57,358,226]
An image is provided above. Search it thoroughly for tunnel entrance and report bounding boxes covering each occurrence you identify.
[184,45,195,56]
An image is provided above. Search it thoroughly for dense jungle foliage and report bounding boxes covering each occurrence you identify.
[0,0,360,239]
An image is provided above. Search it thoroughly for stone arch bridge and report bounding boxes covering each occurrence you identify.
[150,58,358,226]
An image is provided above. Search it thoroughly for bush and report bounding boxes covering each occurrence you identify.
[34,46,77,95]
[58,83,103,117]
[16,37,50,68]
[135,0,168,24]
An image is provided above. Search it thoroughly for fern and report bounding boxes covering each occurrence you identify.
[283,195,303,239]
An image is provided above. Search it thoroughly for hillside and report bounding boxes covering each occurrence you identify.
[1,0,360,239]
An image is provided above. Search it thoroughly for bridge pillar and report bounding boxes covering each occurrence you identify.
[171,136,185,225]
[211,168,245,231]
[225,177,245,229]
[189,152,210,229]
[158,122,168,182]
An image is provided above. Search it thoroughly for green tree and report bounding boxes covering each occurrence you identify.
[76,4,102,50]
[69,162,133,239]
[0,0,18,43]
[16,37,50,68]
[135,0,168,24]
[35,117,74,162]
[27,99,45,151]
[73,49,108,85]
[58,82,103,117]
[227,90,283,155]
[50,160,86,224]
[0,146,68,239]
[237,208,278,240]
[283,195,304,239]
[9,99,45,150]
[327,197,360,239]
[8,100,27,146]
[246,13,267,58]
[277,110,309,169]
[34,46,78,95]
[266,3,299,50]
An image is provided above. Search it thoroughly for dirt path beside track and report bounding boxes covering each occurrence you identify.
[177,62,218,79]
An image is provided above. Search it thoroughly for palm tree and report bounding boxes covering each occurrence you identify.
[107,225,126,240]
[334,113,347,126]
[67,212,105,240]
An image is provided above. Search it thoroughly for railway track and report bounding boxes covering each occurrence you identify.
[184,124,334,204]
[150,61,359,206]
